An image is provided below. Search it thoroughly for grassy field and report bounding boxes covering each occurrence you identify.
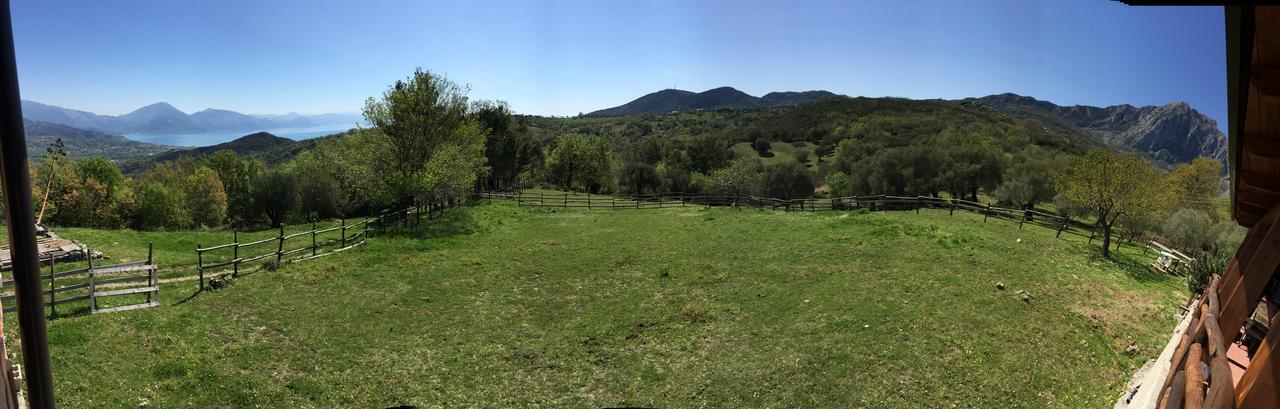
[8,202,1186,407]
[731,141,824,170]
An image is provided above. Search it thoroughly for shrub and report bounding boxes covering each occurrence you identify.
[795,151,811,163]
[617,162,661,194]
[1177,250,1228,295]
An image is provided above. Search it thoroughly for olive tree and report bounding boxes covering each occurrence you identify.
[1058,149,1169,258]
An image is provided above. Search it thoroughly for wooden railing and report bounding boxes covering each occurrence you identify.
[481,191,1102,239]
[0,243,158,316]
[194,202,453,291]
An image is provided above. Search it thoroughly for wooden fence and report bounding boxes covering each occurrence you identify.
[194,202,452,291]
[482,191,1105,240]
[0,243,158,316]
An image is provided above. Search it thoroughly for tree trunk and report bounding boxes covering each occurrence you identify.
[1100,223,1112,258]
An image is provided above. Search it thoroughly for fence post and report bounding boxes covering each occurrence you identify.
[232,230,240,277]
[363,216,369,241]
[276,224,285,264]
[983,204,990,223]
[87,247,96,313]
[1057,217,1066,238]
[197,244,204,291]
[587,194,592,210]
[47,254,55,318]
[340,218,347,248]
[564,193,569,208]
[312,219,318,256]
[147,242,154,304]
[949,199,955,216]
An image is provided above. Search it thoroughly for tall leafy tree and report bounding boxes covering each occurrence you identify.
[203,150,263,226]
[1059,149,1169,258]
[252,170,299,227]
[1168,156,1224,218]
[364,68,484,203]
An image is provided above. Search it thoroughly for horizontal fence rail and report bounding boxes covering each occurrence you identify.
[0,243,158,316]
[481,191,1106,240]
[193,201,455,292]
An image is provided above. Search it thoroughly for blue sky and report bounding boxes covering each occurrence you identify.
[11,0,1226,127]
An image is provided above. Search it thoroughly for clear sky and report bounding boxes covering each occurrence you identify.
[10,0,1226,127]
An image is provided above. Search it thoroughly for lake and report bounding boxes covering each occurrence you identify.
[126,124,358,147]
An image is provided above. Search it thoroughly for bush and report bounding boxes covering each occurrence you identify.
[795,151,811,163]
[1176,250,1228,295]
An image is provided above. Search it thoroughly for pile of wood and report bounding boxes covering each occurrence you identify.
[0,225,102,271]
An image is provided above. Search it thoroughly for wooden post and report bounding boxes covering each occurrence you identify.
[564,193,568,208]
[587,194,591,210]
[146,242,154,304]
[984,204,990,223]
[949,199,955,216]
[340,218,347,248]
[47,254,54,318]
[87,247,96,313]
[197,244,204,291]
[363,216,369,241]
[312,219,318,256]
[1057,218,1066,238]
[232,230,239,277]
[276,224,285,264]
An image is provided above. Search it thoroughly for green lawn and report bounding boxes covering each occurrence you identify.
[12,202,1186,407]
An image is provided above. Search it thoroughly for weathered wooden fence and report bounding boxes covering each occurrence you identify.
[1155,276,1235,409]
[482,191,1104,240]
[194,202,453,291]
[0,243,158,316]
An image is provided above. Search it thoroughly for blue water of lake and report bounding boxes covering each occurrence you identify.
[126,124,358,147]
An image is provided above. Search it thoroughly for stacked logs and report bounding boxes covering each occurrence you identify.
[1158,278,1236,409]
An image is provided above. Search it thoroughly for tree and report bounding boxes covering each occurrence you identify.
[203,150,262,226]
[1168,157,1224,218]
[289,151,340,220]
[754,138,773,157]
[133,182,182,230]
[761,161,815,200]
[618,162,661,194]
[363,68,480,203]
[698,159,762,196]
[413,121,488,203]
[1162,208,1213,253]
[543,134,612,193]
[186,166,228,228]
[993,179,1035,209]
[686,135,732,173]
[1059,150,1168,258]
[252,170,299,227]
[474,100,539,189]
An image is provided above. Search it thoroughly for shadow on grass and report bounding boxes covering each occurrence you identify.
[371,204,484,241]
[1087,244,1181,288]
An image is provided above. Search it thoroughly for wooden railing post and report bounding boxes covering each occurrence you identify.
[232,230,239,277]
[87,247,96,313]
[197,244,204,291]
[312,219,318,256]
[147,242,154,304]
[46,254,54,318]
[340,218,347,248]
[1057,217,1067,238]
[983,204,990,223]
[276,224,285,264]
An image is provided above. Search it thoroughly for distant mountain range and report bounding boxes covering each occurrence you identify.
[21,100,363,135]
[588,87,839,116]
[956,93,1228,165]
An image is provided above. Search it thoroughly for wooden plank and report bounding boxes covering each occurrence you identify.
[198,242,236,252]
[93,275,150,286]
[1217,204,1280,346]
[1204,356,1235,409]
[93,301,159,314]
[89,263,152,275]
[1235,305,1280,408]
[94,286,158,298]
[1168,370,1186,409]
